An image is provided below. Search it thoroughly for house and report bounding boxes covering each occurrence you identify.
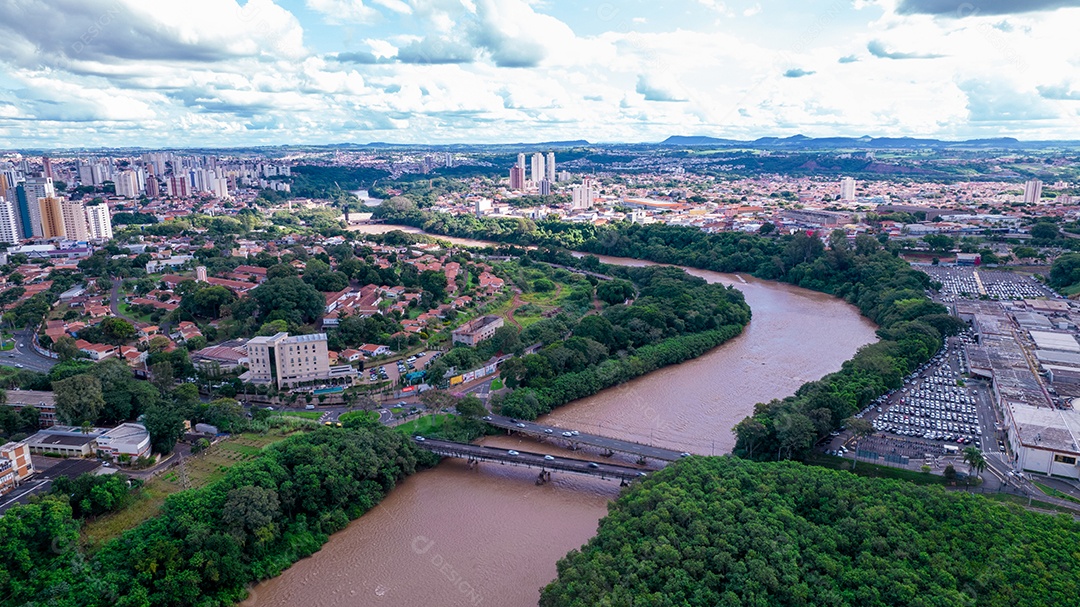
[358,343,391,358]
[75,339,117,361]
[340,349,363,362]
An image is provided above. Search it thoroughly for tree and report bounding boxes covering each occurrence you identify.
[53,375,105,425]
[962,446,986,479]
[142,402,186,454]
[150,361,174,393]
[844,417,874,470]
[758,222,775,235]
[733,417,767,459]
[100,317,137,343]
[419,390,458,425]
[455,394,487,418]
[596,279,635,305]
[249,276,325,324]
[1030,222,1059,240]
[52,336,81,361]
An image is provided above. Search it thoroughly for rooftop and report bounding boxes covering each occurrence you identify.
[1010,403,1080,455]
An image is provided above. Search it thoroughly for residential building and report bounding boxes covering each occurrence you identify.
[1024,179,1043,204]
[545,151,555,182]
[0,198,20,244]
[38,196,66,238]
[571,178,597,210]
[115,170,139,198]
[85,203,113,240]
[531,152,545,184]
[451,315,505,346]
[61,199,89,240]
[840,177,856,201]
[358,343,391,357]
[0,441,34,482]
[509,166,525,190]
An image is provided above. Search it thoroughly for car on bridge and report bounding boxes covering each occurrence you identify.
[507,450,519,456]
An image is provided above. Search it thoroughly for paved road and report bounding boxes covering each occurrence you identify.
[484,413,688,462]
[414,438,653,482]
[3,329,58,373]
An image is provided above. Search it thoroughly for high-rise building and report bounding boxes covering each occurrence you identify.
[539,179,551,196]
[531,152,545,184]
[146,176,160,199]
[509,166,525,190]
[61,200,89,241]
[41,156,53,179]
[840,177,856,201]
[516,153,526,171]
[210,176,229,199]
[0,199,20,244]
[115,170,139,198]
[78,161,94,186]
[545,152,555,182]
[38,196,66,239]
[1024,180,1043,204]
[85,203,113,240]
[22,176,54,203]
[167,175,190,198]
[571,178,597,210]
[13,185,36,238]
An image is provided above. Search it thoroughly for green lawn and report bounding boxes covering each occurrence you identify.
[1033,480,1080,504]
[119,301,154,323]
[490,378,504,390]
[276,410,323,420]
[396,414,452,435]
[985,492,1077,514]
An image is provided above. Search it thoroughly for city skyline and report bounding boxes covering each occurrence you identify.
[1,0,1080,148]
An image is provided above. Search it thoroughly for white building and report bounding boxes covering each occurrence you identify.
[530,152,545,185]
[571,178,597,210]
[840,177,856,201]
[115,170,140,198]
[244,332,356,389]
[545,151,555,182]
[85,203,113,240]
[61,200,89,241]
[1004,403,1080,479]
[96,423,152,460]
[1024,179,1043,204]
[0,198,20,244]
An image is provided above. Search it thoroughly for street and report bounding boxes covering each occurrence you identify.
[3,329,58,373]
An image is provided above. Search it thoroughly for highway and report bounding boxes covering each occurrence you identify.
[413,437,653,483]
[482,413,688,462]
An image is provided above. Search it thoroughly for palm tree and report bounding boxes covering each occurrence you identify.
[845,417,874,470]
[962,446,986,485]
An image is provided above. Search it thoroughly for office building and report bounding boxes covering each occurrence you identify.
[571,178,597,210]
[531,152,545,185]
[509,166,525,190]
[840,177,856,201]
[545,152,555,182]
[1024,179,1043,204]
[38,196,66,239]
[452,316,505,346]
[244,332,356,389]
[85,203,113,240]
[0,198,20,244]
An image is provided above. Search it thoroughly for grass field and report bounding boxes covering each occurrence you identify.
[276,410,323,420]
[119,301,155,323]
[1033,480,1080,504]
[490,378,503,390]
[985,492,1077,514]
[81,432,288,548]
[396,414,452,435]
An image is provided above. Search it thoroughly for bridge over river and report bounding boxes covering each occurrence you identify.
[482,414,688,462]
[413,437,653,484]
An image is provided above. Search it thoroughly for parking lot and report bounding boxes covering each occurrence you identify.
[921,266,1057,302]
[362,350,441,385]
[827,331,1005,467]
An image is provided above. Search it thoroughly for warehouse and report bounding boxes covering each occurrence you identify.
[1004,403,1080,479]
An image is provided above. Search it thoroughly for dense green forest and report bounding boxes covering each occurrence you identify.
[0,425,427,607]
[540,457,1080,607]
[374,205,965,456]
[497,258,751,419]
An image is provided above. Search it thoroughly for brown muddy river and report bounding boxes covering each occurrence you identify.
[250,227,878,607]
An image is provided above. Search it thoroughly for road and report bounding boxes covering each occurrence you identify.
[483,413,688,462]
[3,329,58,373]
[414,438,653,482]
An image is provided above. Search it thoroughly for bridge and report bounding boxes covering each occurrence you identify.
[413,438,652,484]
[482,414,687,463]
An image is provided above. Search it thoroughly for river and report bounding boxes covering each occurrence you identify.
[250,226,878,607]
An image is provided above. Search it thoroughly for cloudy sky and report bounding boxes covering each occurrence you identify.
[1,0,1079,148]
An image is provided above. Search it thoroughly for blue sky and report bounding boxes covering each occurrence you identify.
[0,0,1078,148]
